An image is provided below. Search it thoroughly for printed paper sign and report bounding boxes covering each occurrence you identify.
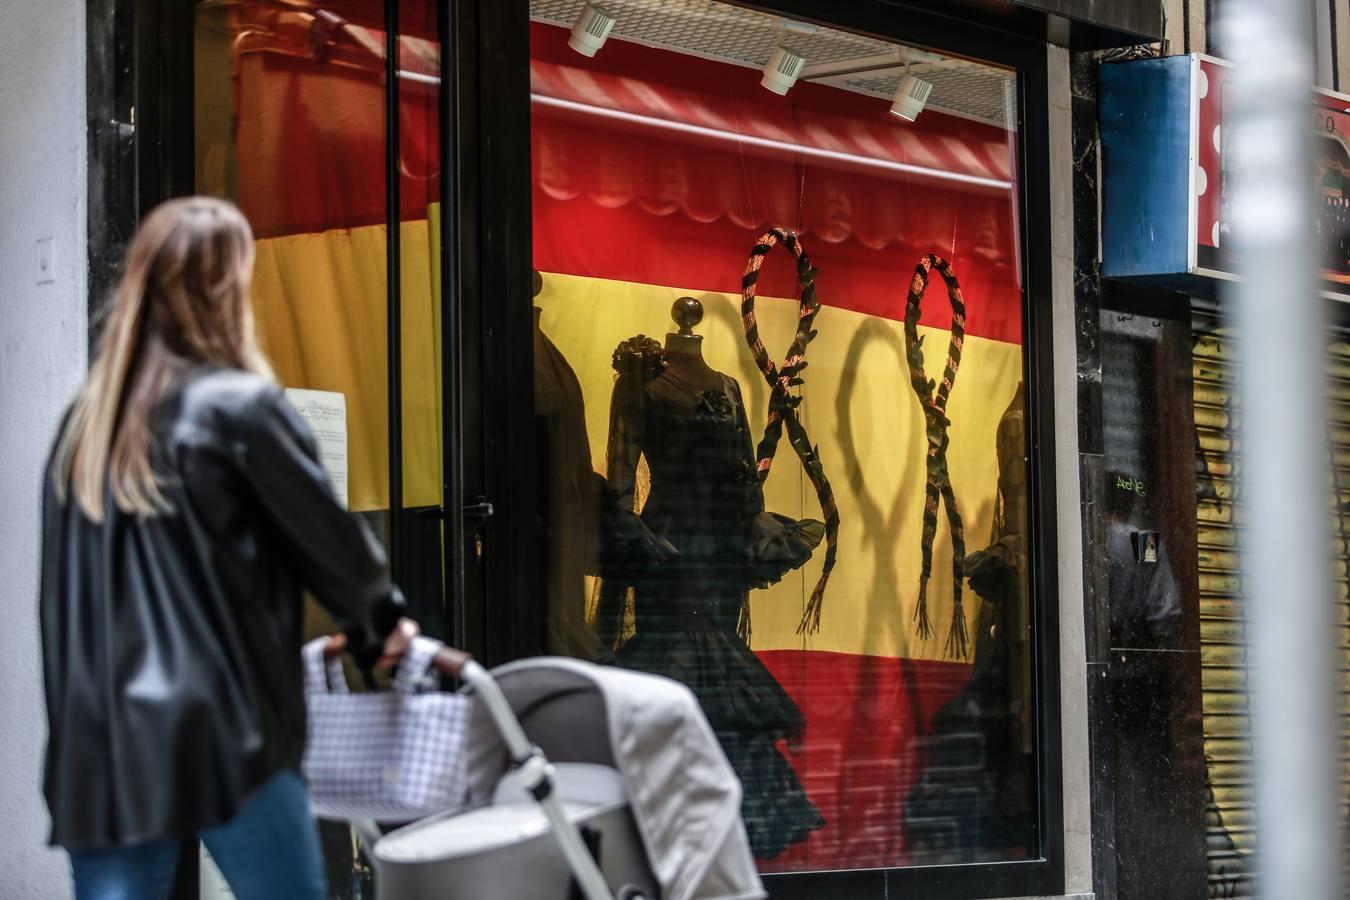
[284,388,349,510]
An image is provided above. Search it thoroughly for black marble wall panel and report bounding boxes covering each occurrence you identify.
[1105,650,1208,898]
[1075,50,1209,900]
[1087,659,1119,899]
[1099,293,1201,653]
[86,0,136,332]
[1089,273,1208,900]
[1080,453,1111,663]
[1072,49,1107,668]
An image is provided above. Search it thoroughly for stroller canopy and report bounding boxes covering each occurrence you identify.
[467,658,765,900]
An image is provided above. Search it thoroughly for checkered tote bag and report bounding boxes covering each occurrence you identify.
[301,635,470,822]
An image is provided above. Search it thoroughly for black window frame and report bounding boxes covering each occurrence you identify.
[87,0,1065,897]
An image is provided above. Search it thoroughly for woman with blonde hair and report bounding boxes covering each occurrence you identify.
[40,197,416,899]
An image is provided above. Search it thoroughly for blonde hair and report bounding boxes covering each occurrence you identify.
[55,197,274,521]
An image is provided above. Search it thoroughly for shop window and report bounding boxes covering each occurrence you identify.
[528,1,1035,875]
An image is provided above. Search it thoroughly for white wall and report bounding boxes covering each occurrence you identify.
[1046,43,1094,899]
[0,0,88,895]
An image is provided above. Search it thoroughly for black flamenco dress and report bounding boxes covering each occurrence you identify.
[596,336,826,860]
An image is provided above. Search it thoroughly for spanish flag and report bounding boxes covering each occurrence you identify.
[215,10,1029,872]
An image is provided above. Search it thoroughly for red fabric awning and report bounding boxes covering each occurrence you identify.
[530,44,1014,189]
[528,24,1023,343]
[226,16,1023,340]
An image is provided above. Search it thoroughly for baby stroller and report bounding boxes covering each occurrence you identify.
[341,646,764,900]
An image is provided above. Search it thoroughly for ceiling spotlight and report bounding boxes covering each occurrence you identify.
[761,45,806,95]
[890,69,934,122]
[568,2,616,58]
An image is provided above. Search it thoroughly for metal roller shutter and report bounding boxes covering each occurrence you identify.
[1192,302,1350,899]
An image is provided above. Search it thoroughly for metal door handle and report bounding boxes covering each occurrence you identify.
[411,498,494,522]
[463,497,495,522]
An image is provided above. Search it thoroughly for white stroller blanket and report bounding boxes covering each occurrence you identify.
[471,658,766,900]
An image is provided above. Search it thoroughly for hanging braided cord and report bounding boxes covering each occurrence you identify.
[741,227,840,634]
[903,255,970,660]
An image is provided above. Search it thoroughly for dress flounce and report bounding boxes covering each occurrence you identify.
[744,512,825,589]
[719,730,825,860]
[617,624,803,737]
[616,623,822,860]
[599,506,680,579]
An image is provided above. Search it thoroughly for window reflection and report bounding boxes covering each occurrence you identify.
[529,1,1033,873]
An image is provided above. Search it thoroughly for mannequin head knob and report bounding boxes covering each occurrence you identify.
[672,296,703,336]
[532,269,544,298]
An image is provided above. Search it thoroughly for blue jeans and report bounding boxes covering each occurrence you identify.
[67,769,327,900]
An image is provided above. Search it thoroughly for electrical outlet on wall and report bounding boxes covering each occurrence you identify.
[36,237,55,286]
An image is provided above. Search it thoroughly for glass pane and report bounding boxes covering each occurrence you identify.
[194,0,390,518]
[529,1,1032,873]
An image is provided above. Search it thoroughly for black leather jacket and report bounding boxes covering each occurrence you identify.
[40,367,404,849]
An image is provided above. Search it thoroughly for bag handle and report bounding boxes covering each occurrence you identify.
[391,636,442,694]
[302,637,350,695]
[309,633,474,693]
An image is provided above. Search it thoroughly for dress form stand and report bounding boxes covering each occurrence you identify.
[664,296,721,392]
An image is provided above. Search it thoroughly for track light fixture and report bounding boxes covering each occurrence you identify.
[761,44,806,95]
[568,2,616,58]
[890,67,933,122]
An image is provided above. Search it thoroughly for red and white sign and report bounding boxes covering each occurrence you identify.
[1195,55,1350,287]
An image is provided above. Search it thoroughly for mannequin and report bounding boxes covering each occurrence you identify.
[532,269,604,660]
[598,296,826,858]
[663,296,722,392]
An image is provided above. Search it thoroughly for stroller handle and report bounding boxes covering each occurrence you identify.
[456,658,617,900]
[321,634,474,678]
[332,645,619,900]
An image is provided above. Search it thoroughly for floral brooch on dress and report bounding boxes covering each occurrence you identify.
[611,335,668,381]
[695,389,734,422]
